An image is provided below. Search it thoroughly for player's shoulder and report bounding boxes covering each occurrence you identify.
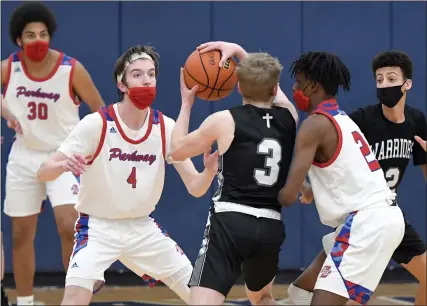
[350,103,381,118]
[405,104,426,122]
[80,110,105,129]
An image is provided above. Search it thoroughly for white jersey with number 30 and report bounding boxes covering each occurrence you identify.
[307,100,394,228]
[3,51,80,152]
[58,103,174,219]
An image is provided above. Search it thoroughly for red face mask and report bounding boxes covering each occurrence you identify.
[23,40,49,62]
[293,90,311,112]
[128,87,156,110]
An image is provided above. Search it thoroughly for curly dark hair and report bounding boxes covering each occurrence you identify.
[372,50,413,79]
[290,51,351,96]
[9,2,57,46]
[114,44,160,99]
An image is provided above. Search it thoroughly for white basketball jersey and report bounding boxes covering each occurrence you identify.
[76,104,167,219]
[3,51,80,152]
[308,100,394,228]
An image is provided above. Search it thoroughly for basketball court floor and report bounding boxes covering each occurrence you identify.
[4,271,417,305]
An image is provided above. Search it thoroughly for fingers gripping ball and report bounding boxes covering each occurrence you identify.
[183,50,237,101]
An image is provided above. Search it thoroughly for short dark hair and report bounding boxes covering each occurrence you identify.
[114,45,160,99]
[9,2,57,46]
[372,50,413,79]
[290,51,351,96]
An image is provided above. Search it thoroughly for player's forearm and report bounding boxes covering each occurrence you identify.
[1,100,14,122]
[187,168,217,198]
[171,105,192,156]
[37,160,65,182]
[233,44,249,62]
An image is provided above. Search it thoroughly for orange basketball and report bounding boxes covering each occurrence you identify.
[183,49,237,101]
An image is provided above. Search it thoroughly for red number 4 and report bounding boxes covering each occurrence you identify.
[127,167,137,188]
[27,101,48,120]
[352,131,381,172]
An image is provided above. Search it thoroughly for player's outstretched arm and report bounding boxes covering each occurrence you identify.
[72,60,105,112]
[37,151,86,181]
[37,113,102,181]
[278,115,325,206]
[170,68,224,161]
[173,156,218,198]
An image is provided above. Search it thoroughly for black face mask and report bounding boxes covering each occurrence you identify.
[377,84,405,108]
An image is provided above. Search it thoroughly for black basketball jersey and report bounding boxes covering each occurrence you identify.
[213,104,296,212]
[350,103,427,192]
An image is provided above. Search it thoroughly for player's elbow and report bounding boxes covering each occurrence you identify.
[169,149,186,164]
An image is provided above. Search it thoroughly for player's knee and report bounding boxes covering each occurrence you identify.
[287,283,313,305]
[55,215,77,240]
[161,264,192,304]
[62,278,94,305]
[245,279,275,305]
[11,218,37,248]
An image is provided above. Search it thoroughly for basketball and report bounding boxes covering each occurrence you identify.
[183,50,238,101]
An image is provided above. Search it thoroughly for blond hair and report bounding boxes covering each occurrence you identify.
[236,52,283,102]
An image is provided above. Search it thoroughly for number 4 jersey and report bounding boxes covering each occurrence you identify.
[213,104,297,212]
[3,51,80,152]
[308,100,394,228]
[58,104,173,219]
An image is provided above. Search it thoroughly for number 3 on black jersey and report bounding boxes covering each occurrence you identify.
[254,138,282,187]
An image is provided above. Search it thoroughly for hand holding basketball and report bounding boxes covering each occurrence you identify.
[180,67,198,108]
[197,41,247,67]
[183,49,237,101]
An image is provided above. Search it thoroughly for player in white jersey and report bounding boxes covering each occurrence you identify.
[277,52,405,305]
[37,44,219,305]
[1,3,105,305]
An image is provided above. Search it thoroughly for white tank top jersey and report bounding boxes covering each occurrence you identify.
[58,103,174,219]
[3,51,80,152]
[308,100,394,228]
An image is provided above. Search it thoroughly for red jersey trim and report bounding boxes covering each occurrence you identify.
[68,58,80,105]
[311,109,343,168]
[87,111,107,165]
[2,55,13,96]
[108,104,153,145]
[18,51,64,82]
[159,112,166,159]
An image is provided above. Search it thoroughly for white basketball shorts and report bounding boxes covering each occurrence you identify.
[316,203,404,305]
[66,214,191,288]
[4,140,79,217]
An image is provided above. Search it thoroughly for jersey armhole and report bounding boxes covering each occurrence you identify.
[158,111,166,160]
[2,55,13,96]
[68,58,80,105]
[311,110,343,168]
[86,110,107,165]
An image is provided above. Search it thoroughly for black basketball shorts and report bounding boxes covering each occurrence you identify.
[392,216,426,264]
[188,210,286,297]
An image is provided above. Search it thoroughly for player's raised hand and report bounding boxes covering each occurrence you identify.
[415,135,426,152]
[299,181,313,204]
[60,153,87,176]
[7,118,23,134]
[197,41,247,67]
[180,67,198,108]
[203,147,219,173]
